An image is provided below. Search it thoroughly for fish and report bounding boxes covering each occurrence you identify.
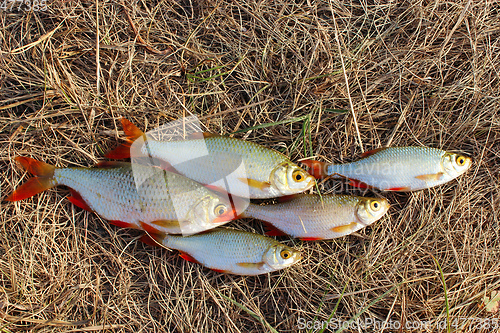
[6,157,242,235]
[141,228,302,275]
[106,118,316,199]
[240,194,389,240]
[302,147,472,191]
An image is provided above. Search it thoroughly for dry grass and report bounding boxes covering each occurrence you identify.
[1,0,500,332]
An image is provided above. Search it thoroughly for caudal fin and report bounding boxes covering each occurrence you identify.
[105,118,145,159]
[6,157,56,201]
[301,159,328,179]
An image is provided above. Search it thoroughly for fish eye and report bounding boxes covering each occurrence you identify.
[214,204,227,216]
[292,170,305,182]
[370,200,381,211]
[456,155,466,166]
[280,249,292,259]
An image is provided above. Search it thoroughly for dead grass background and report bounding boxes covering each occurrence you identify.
[1,0,499,332]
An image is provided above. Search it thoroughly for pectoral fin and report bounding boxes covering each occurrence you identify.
[331,222,358,234]
[236,262,265,270]
[140,221,167,236]
[238,177,271,191]
[151,220,181,228]
[415,172,444,181]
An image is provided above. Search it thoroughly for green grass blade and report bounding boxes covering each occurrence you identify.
[232,115,309,134]
[214,290,279,333]
[432,255,450,333]
[333,285,397,333]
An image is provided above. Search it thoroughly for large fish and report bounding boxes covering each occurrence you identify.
[241,194,389,240]
[6,157,241,235]
[141,228,302,275]
[106,118,316,199]
[303,147,472,191]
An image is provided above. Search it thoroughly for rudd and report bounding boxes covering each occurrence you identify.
[303,147,472,191]
[241,194,390,240]
[141,228,302,275]
[106,118,316,199]
[6,157,242,235]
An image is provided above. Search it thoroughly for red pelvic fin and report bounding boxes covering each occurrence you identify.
[6,157,56,201]
[385,186,410,191]
[210,268,228,274]
[360,147,388,158]
[179,252,199,263]
[139,221,167,236]
[263,223,287,237]
[67,189,93,212]
[348,179,369,189]
[301,159,326,179]
[104,143,132,159]
[299,237,323,241]
[109,220,138,229]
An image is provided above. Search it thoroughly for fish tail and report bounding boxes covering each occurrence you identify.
[301,159,329,179]
[140,232,169,248]
[105,118,145,159]
[6,157,57,201]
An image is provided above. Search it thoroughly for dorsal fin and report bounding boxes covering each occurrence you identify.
[360,147,387,158]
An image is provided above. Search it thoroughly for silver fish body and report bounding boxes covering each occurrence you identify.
[9,157,237,235]
[314,147,471,191]
[108,119,316,198]
[242,194,389,240]
[153,228,302,275]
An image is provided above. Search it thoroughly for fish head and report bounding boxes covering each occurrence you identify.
[355,197,390,225]
[263,244,302,270]
[441,152,472,177]
[183,194,238,234]
[270,162,316,195]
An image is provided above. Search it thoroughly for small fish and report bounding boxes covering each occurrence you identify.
[241,194,389,240]
[106,118,316,199]
[141,228,302,275]
[6,157,241,235]
[302,147,472,191]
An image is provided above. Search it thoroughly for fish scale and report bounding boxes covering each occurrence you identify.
[106,118,316,198]
[55,165,206,226]
[154,228,302,275]
[144,137,288,197]
[305,146,472,191]
[7,158,237,235]
[242,194,389,239]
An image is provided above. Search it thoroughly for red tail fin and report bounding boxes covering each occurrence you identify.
[121,118,144,142]
[301,159,327,179]
[6,157,56,201]
[140,232,166,248]
[105,118,145,159]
